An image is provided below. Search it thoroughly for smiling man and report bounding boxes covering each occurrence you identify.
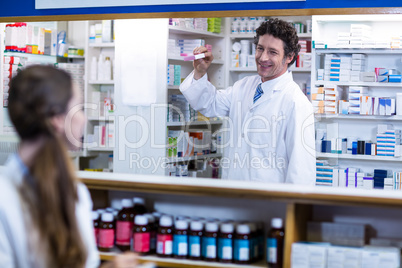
[179,18,315,184]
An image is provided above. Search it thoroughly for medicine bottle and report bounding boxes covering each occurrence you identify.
[133,197,148,215]
[249,222,258,261]
[133,215,150,255]
[173,219,189,259]
[267,218,285,268]
[92,211,100,246]
[218,222,234,263]
[156,215,173,257]
[202,222,218,261]
[188,221,203,260]
[234,224,251,264]
[98,212,115,252]
[256,222,264,260]
[116,199,135,251]
[144,214,157,254]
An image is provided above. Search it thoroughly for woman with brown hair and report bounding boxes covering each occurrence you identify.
[0,65,137,267]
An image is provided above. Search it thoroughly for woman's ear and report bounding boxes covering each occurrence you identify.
[50,114,65,134]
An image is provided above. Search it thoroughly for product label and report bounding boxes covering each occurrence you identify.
[99,229,115,248]
[133,232,150,253]
[116,221,133,246]
[173,234,188,256]
[94,228,99,246]
[202,237,217,259]
[157,234,173,255]
[267,238,277,263]
[218,238,233,260]
[189,235,201,257]
[234,239,250,261]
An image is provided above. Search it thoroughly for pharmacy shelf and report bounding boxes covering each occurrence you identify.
[315,114,402,121]
[88,80,115,85]
[167,120,223,127]
[89,43,115,48]
[168,56,224,65]
[168,25,225,38]
[229,33,311,39]
[315,48,402,55]
[87,116,115,121]
[167,153,222,163]
[168,85,180,90]
[289,67,311,73]
[229,67,257,72]
[314,81,402,87]
[99,252,266,267]
[316,152,402,162]
[87,147,114,152]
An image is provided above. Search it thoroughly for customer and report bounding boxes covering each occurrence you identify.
[180,18,315,184]
[0,65,137,267]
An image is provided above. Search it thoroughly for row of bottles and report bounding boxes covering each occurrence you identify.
[90,54,114,81]
[92,198,285,267]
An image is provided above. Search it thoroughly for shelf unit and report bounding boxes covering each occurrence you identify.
[80,171,402,268]
[166,153,222,164]
[89,43,115,48]
[312,15,402,175]
[166,120,223,127]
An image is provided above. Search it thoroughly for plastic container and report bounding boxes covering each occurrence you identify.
[234,224,251,264]
[115,199,135,251]
[218,223,234,263]
[189,221,203,260]
[202,222,218,261]
[92,211,100,246]
[98,212,115,252]
[267,218,285,268]
[173,219,189,259]
[156,215,173,257]
[133,215,151,255]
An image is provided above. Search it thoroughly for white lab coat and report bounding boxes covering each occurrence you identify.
[0,154,100,268]
[180,70,316,184]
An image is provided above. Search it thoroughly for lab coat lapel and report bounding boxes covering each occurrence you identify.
[249,87,274,110]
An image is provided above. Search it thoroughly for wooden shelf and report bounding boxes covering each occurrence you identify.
[79,171,402,208]
[316,152,402,162]
[99,252,266,268]
[168,25,224,38]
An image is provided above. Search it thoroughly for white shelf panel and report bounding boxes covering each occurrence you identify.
[87,147,114,152]
[167,120,223,127]
[317,152,402,162]
[168,85,180,90]
[289,67,311,73]
[168,26,224,38]
[314,81,402,88]
[87,116,115,121]
[89,43,115,48]
[315,114,402,121]
[168,56,224,64]
[229,67,257,72]
[315,48,402,55]
[298,33,312,38]
[69,151,85,158]
[230,33,311,39]
[167,153,222,163]
[89,80,115,85]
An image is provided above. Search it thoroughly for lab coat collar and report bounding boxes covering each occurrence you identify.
[250,70,292,109]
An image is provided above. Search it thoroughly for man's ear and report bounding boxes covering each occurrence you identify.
[286,53,294,65]
[50,114,65,134]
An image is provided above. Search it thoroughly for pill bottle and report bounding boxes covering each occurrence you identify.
[92,211,100,246]
[173,219,189,259]
[144,214,157,254]
[116,199,135,251]
[133,197,148,215]
[218,222,234,263]
[234,224,251,264]
[156,215,173,257]
[249,222,258,261]
[133,215,150,255]
[188,221,203,260]
[267,218,285,268]
[98,212,115,252]
[202,222,218,261]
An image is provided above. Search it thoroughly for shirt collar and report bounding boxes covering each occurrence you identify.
[260,70,291,93]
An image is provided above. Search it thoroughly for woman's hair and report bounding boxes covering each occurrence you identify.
[254,18,301,67]
[8,65,87,267]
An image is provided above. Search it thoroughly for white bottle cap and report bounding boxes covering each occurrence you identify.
[152,212,161,219]
[91,211,99,220]
[159,215,173,227]
[205,222,218,232]
[144,214,155,223]
[111,199,123,211]
[236,224,250,235]
[175,220,188,230]
[271,218,283,229]
[97,209,105,214]
[133,197,145,205]
[101,212,114,222]
[220,223,234,233]
[121,198,133,208]
[105,207,114,212]
[135,215,148,226]
[190,221,203,231]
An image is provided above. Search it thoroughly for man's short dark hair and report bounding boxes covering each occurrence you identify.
[254,18,301,67]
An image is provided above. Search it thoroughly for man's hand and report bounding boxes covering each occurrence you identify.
[101,252,138,268]
[193,46,214,80]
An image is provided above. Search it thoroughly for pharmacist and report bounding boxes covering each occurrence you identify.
[180,18,315,184]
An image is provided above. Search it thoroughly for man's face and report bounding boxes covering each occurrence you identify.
[255,34,293,83]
